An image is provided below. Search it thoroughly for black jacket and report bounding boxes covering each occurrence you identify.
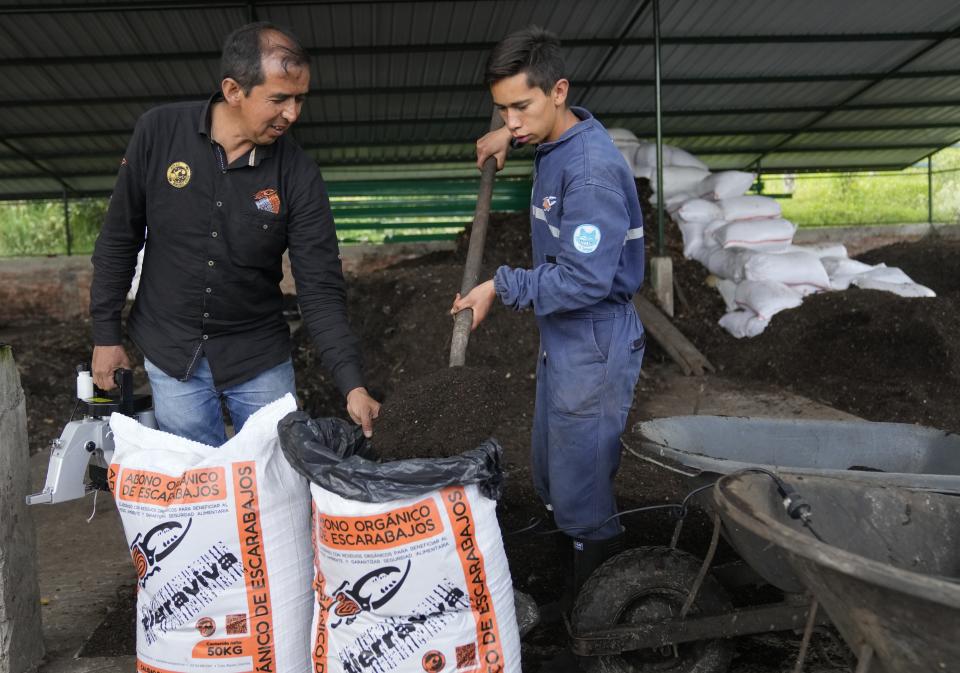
[91,94,364,394]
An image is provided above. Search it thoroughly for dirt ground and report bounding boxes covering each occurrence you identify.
[5,203,956,671]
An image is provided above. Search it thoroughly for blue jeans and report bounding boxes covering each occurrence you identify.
[143,356,296,446]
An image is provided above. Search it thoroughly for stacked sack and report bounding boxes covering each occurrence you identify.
[609,128,936,338]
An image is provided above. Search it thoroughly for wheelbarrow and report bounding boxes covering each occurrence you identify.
[714,471,960,673]
[568,416,960,672]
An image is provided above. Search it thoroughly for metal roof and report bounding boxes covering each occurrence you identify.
[1,0,960,199]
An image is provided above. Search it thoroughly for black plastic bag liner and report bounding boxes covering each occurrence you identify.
[277,411,504,503]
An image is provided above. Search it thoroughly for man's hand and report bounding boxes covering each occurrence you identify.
[91,345,132,392]
[476,125,512,171]
[346,387,381,438]
[450,279,497,331]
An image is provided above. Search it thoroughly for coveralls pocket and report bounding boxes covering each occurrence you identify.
[543,316,608,417]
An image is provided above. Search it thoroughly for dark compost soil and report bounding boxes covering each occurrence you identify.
[7,196,956,671]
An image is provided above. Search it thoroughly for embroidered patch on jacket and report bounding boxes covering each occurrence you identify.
[166,161,191,188]
[573,224,602,253]
[120,157,128,167]
[254,188,281,214]
[542,195,557,212]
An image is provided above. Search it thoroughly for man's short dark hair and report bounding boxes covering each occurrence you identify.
[484,26,565,93]
[221,22,310,94]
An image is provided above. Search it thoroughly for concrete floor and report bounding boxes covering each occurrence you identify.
[27,362,858,673]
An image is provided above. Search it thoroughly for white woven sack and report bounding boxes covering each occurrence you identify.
[673,198,722,223]
[307,482,521,673]
[715,279,738,312]
[788,242,848,259]
[650,166,712,198]
[698,171,756,199]
[109,394,313,673]
[734,280,803,321]
[714,218,797,251]
[635,143,710,171]
[704,247,757,281]
[718,195,781,221]
[718,309,768,338]
[663,191,698,208]
[851,278,936,297]
[743,251,830,290]
[853,265,916,285]
[677,219,707,259]
[822,257,876,290]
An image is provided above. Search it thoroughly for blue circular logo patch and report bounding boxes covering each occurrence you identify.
[573,224,601,253]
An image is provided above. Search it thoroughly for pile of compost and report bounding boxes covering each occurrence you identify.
[8,205,955,672]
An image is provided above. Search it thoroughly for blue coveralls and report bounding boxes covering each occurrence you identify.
[494,107,646,541]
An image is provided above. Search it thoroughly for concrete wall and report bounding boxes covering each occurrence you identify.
[0,241,454,324]
[0,346,44,673]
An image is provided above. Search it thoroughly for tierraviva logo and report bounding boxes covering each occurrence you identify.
[330,561,412,628]
[140,541,243,645]
[131,519,193,588]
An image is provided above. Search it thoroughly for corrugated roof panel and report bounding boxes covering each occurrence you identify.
[0,7,240,59]
[680,153,761,170]
[788,128,960,148]
[762,148,935,170]
[853,76,960,104]
[608,111,823,134]
[586,80,862,113]
[0,176,65,198]
[901,39,960,71]
[604,42,924,81]
[661,0,960,35]
[817,106,960,127]
[676,134,793,152]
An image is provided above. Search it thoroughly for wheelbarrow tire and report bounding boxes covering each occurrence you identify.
[572,545,734,673]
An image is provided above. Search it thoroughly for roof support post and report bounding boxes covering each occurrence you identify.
[653,0,664,257]
[62,189,72,256]
[650,0,673,317]
[928,153,934,224]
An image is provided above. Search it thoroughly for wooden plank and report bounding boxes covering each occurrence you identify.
[634,294,715,376]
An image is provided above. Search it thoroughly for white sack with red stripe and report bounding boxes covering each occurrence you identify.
[713,218,797,251]
[717,195,782,221]
[743,251,831,290]
[108,394,312,673]
[306,482,521,673]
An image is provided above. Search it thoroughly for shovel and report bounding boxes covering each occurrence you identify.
[449,111,506,367]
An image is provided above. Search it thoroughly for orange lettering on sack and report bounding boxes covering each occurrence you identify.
[442,486,505,673]
[232,462,276,673]
[311,502,332,673]
[117,466,226,506]
[191,637,249,659]
[315,498,444,550]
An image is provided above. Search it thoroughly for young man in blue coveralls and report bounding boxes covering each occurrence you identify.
[451,26,646,598]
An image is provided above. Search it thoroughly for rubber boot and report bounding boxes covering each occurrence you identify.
[572,538,612,596]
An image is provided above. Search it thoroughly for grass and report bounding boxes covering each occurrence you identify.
[766,146,960,227]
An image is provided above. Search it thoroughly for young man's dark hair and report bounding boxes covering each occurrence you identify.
[483,25,564,93]
[221,21,310,93]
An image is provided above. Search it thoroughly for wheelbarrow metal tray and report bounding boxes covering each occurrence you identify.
[635,415,960,490]
[715,472,960,673]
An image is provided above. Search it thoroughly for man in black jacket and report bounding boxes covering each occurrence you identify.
[91,22,379,445]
